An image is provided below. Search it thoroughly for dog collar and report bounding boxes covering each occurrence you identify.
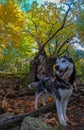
[54,77,57,80]
[52,76,72,89]
[52,77,57,82]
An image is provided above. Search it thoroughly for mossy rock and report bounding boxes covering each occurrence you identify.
[21,116,56,130]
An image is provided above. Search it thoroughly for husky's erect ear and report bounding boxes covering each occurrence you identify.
[65,51,71,59]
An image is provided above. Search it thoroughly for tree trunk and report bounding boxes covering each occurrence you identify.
[29,51,56,82]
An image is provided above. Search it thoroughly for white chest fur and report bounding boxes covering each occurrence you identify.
[58,87,73,100]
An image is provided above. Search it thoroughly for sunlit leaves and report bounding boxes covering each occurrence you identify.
[0,2,25,49]
[60,0,84,45]
[0,0,83,74]
[24,2,76,56]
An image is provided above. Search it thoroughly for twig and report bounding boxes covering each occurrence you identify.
[2,92,10,104]
[57,35,74,55]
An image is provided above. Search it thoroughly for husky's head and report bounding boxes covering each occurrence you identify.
[56,51,76,83]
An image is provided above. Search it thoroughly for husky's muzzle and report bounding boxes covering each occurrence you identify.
[56,65,68,77]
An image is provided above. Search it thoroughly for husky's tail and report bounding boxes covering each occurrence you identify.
[28,82,39,89]
[28,77,50,89]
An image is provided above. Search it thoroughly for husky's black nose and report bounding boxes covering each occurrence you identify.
[55,65,59,70]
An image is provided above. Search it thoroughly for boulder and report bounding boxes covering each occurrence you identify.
[21,116,56,130]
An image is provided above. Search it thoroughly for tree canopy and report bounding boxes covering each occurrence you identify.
[0,0,84,76]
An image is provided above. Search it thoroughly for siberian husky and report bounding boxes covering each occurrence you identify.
[28,51,76,126]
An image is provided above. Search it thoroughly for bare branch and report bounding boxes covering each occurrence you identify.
[39,3,73,53]
[47,24,58,57]
[58,45,69,56]
[57,35,75,55]
[50,41,58,58]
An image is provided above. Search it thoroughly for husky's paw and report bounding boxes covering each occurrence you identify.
[65,116,69,122]
[64,115,69,122]
[60,119,67,126]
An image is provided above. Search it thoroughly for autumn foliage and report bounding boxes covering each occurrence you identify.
[0,1,84,129]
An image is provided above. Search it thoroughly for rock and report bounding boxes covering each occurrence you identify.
[21,116,56,130]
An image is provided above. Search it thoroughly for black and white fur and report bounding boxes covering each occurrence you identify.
[28,52,76,126]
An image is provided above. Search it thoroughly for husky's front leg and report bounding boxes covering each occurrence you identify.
[62,97,69,122]
[42,93,49,106]
[35,92,42,109]
[56,99,67,126]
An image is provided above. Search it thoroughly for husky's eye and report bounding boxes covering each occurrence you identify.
[62,60,66,63]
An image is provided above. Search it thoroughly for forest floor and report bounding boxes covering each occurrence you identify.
[0,77,84,130]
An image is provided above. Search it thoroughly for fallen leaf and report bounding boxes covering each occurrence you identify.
[45,117,56,126]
